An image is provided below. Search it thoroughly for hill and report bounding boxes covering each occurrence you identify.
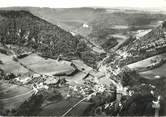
[0,10,100,68]
[117,22,166,67]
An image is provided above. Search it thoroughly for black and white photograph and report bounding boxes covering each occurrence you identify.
[0,0,166,116]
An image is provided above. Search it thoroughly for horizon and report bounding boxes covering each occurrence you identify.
[0,0,166,11]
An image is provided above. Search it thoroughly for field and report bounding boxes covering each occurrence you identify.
[127,53,166,69]
[0,53,29,75]
[19,54,76,75]
[0,80,33,110]
[0,53,76,76]
[127,52,166,79]
[139,63,166,79]
[127,55,156,70]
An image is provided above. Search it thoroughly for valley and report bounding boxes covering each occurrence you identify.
[0,8,166,116]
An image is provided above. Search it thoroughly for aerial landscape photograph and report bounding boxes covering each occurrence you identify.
[0,0,166,116]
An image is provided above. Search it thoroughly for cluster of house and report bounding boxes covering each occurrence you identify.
[139,38,166,52]
[14,73,67,94]
[107,28,165,66]
[117,50,131,59]
[129,22,166,55]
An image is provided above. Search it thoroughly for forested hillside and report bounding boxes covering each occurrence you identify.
[0,10,100,68]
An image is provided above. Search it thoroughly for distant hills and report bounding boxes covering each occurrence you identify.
[1,7,166,52]
[1,7,166,36]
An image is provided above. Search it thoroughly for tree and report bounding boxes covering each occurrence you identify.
[4,73,16,80]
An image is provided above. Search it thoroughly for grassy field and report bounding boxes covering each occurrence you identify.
[0,53,76,76]
[139,63,166,79]
[0,53,29,75]
[127,52,166,79]
[127,53,166,70]
[0,80,33,110]
[19,54,76,75]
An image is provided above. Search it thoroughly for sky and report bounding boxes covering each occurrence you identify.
[0,0,166,11]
